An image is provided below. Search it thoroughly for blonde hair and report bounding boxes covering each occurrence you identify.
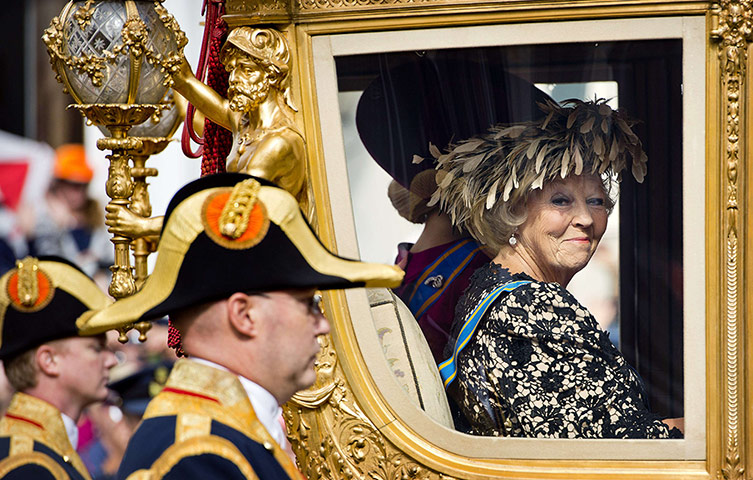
[4,349,38,392]
[469,173,615,253]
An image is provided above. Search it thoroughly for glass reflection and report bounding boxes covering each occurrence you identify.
[336,40,684,438]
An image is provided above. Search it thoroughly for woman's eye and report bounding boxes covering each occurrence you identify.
[587,197,606,207]
[551,196,570,206]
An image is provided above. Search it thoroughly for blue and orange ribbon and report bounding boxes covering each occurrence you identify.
[438,280,531,389]
[405,239,483,322]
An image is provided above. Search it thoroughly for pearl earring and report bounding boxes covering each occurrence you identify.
[509,232,518,246]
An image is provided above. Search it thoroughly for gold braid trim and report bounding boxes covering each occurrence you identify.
[0,451,70,480]
[15,257,40,307]
[219,178,261,238]
[125,435,259,480]
[81,186,403,334]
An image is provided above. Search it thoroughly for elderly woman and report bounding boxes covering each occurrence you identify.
[434,98,682,439]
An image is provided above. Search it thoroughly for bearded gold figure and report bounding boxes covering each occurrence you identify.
[105,27,306,241]
[175,27,305,197]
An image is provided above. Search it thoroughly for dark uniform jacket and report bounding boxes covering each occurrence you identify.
[117,359,305,480]
[0,392,91,480]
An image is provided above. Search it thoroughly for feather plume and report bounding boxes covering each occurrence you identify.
[429,142,441,159]
[573,144,583,175]
[531,171,546,190]
[560,149,570,178]
[487,177,502,209]
[453,139,485,153]
[580,115,595,134]
[535,144,549,173]
[432,98,648,237]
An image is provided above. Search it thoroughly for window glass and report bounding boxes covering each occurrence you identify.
[336,39,684,425]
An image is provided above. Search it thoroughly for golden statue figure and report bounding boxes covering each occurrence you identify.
[106,27,305,241]
[175,27,305,194]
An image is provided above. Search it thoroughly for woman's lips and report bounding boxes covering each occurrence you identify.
[567,237,591,244]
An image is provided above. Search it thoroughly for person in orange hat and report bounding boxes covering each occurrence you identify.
[19,144,112,279]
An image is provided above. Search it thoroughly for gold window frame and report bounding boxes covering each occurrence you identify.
[224,1,746,478]
[310,14,707,461]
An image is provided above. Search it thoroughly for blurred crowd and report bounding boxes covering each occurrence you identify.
[0,136,177,479]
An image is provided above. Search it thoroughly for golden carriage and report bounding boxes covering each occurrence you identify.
[43,0,752,478]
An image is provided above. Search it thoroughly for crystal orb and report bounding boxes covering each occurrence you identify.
[45,0,186,106]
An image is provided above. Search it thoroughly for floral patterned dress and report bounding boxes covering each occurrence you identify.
[444,262,682,438]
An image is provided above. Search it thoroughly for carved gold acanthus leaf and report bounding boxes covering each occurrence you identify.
[710,2,751,480]
[224,0,709,24]
[284,333,453,480]
[69,104,162,129]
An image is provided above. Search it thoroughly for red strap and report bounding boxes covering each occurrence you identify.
[5,413,44,430]
[162,387,220,404]
[181,0,227,159]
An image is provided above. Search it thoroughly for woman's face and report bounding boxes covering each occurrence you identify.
[516,174,609,285]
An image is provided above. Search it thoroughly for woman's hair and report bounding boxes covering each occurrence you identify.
[431,99,642,253]
[475,172,617,252]
[387,170,439,224]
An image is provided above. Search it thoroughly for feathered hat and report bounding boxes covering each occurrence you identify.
[80,173,404,335]
[430,98,647,247]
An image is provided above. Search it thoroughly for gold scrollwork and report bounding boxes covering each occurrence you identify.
[710,2,752,479]
[43,2,188,93]
[73,0,96,30]
[284,334,452,480]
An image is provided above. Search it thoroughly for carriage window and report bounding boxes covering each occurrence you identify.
[313,16,704,459]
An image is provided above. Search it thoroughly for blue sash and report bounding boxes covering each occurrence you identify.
[404,239,484,322]
[438,280,531,389]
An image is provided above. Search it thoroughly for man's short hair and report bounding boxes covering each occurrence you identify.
[4,348,38,392]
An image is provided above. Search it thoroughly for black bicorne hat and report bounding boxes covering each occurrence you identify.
[81,174,404,334]
[356,53,553,189]
[0,256,111,360]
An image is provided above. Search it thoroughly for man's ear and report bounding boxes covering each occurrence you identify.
[226,292,260,339]
[35,344,61,377]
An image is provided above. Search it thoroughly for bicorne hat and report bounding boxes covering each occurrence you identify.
[0,256,111,360]
[80,173,404,334]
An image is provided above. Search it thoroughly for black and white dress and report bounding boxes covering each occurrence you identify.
[444,262,682,438]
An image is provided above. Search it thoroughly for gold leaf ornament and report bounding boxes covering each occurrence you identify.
[219,179,261,239]
[16,258,40,308]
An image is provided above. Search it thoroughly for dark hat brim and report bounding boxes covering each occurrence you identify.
[80,176,404,334]
[356,54,553,188]
[0,258,111,360]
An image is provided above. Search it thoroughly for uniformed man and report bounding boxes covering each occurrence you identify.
[83,173,403,479]
[0,256,115,480]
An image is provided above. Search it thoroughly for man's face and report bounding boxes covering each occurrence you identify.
[254,289,330,403]
[54,335,117,408]
[226,53,270,114]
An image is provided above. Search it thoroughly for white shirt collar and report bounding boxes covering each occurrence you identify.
[60,412,78,450]
[189,358,286,447]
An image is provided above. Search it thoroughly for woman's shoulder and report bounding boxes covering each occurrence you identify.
[462,264,585,318]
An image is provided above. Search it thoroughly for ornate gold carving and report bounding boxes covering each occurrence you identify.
[711,2,751,479]
[71,103,162,301]
[284,334,452,480]
[43,1,188,95]
[15,258,40,308]
[122,17,150,59]
[153,2,189,85]
[219,179,262,238]
[129,137,168,290]
[171,27,307,207]
[73,0,96,30]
